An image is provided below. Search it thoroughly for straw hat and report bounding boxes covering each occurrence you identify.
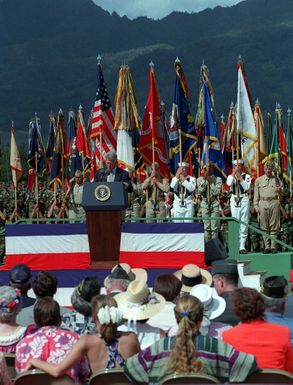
[114,280,165,321]
[104,263,147,287]
[190,284,226,320]
[174,264,212,292]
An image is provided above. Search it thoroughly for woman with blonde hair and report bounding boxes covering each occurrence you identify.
[28,294,140,376]
[125,295,258,384]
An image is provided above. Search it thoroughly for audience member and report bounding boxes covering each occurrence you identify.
[147,274,182,332]
[212,259,239,325]
[174,264,212,294]
[222,287,293,372]
[0,351,11,385]
[15,297,90,382]
[262,275,293,345]
[62,276,100,335]
[26,295,140,376]
[189,283,230,338]
[9,264,35,308]
[284,269,293,318]
[116,280,165,349]
[0,286,35,353]
[18,271,70,325]
[104,265,131,296]
[125,295,258,384]
[103,263,147,296]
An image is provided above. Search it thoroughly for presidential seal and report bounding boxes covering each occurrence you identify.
[94,184,111,202]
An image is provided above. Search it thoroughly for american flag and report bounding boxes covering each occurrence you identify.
[90,63,116,165]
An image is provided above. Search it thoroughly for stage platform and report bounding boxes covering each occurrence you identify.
[1,222,206,270]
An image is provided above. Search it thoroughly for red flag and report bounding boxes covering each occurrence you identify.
[139,65,168,177]
[10,125,23,187]
[76,107,91,173]
[279,124,287,174]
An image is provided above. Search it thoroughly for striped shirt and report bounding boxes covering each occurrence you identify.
[125,334,258,383]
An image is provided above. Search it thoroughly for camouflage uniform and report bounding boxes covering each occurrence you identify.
[68,183,86,222]
[280,190,293,250]
[197,175,222,241]
[125,179,143,221]
[218,192,231,250]
[142,176,169,223]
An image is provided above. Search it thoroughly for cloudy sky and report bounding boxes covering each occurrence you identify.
[92,0,243,19]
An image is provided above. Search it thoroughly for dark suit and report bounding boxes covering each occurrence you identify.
[213,291,239,326]
[94,167,133,193]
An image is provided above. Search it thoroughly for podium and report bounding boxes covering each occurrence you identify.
[82,182,128,267]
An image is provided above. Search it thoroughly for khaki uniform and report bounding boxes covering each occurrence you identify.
[125,180,143,221]
[68,183,86,222]
[197,176,222,240]
[142,177,169,222]
[254,175,282,250]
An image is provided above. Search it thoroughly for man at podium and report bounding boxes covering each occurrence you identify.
[94,150,133,193]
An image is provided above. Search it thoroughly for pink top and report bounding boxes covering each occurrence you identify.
[15,326,90,381]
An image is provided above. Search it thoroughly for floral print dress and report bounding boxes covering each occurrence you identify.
[15,326,90,381]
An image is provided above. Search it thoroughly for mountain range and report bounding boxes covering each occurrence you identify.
[1,0,293,144]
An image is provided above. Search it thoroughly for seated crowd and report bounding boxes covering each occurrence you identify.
[1,260,293,384]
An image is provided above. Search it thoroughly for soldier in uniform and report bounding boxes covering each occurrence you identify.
[218,191,231,250]
[125,176,143,221]
[247,184,263,252]
[254,161,283,253]
[66,170,86,222]
[279,188,292,250]
[197,164,222,241]
[170,162,196,223]
[142,162,169,222]
[226,160,251,254]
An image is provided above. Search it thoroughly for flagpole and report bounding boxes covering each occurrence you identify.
[288,108,292,198]
[231,102,235,163]
[34,152,38,205]
[255,99,260,178]
[99,130,103,166]
[79,105,85,176]
[149,61,156,166]
[11,120,18,210]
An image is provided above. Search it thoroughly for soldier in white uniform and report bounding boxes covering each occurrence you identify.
[67,170,86,222]
[226,160,251,254]
[170,162,196,223]
[197,164,223,241]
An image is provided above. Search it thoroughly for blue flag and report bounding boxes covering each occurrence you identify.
[28,117,46,175]
[202,81,226,179]
[67,109,82,181]
[50,109,66,186]
[171,62,196,164]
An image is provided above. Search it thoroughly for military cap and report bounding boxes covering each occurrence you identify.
[74,170,83,177]
[212,259,239,276]
[262,275,288,299]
